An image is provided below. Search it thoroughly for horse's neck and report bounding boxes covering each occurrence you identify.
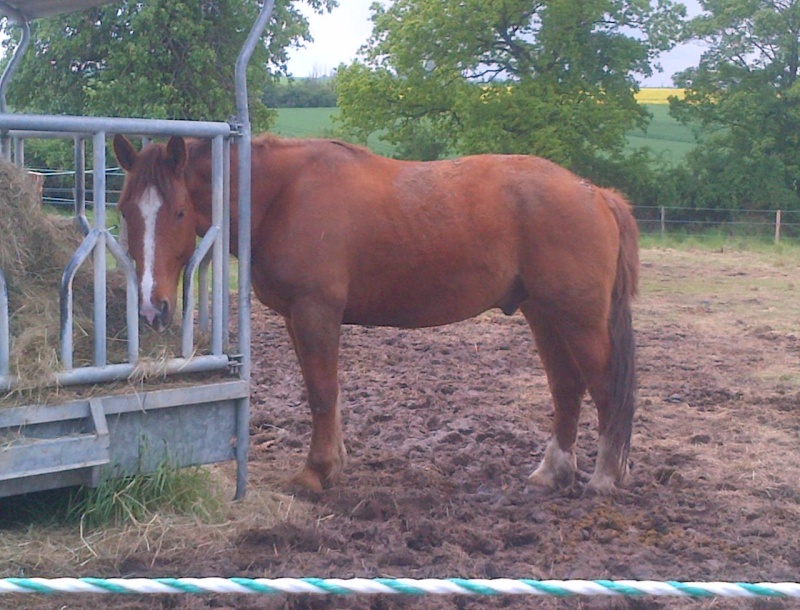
[186,143,279,255]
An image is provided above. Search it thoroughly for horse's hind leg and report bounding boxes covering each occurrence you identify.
[285,300,347,494]
[559,326,621,493]
[522,306,586,489]
[525,303,626,493]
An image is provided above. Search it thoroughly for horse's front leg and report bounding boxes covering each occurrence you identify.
[285,300,347,494]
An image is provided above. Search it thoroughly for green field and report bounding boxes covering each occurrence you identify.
[272,107,395,156]
[626,104,700,165]
[273,103,700,163]
[271,107,339,139]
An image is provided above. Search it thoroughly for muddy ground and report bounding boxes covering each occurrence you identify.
[4,247,800,609]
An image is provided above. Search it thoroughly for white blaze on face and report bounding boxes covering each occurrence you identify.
[137,186,164,314]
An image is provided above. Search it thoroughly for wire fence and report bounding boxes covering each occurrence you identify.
[635,205,800,242]
[31,167,125,211]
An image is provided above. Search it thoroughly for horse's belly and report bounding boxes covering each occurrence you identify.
[342,270,522,328]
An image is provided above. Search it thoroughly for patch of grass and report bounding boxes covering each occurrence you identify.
[641,231,737,251]
[0,463,224,530]
[640,231,800,257]
[0,465,309,580]
[68,462,225,529]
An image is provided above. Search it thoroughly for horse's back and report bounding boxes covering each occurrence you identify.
[250,141,628,328]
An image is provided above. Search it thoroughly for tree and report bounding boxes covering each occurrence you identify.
[262,75,337,108]
[669,0,800,211]
[335,0,684,177]
[2,0,336,129]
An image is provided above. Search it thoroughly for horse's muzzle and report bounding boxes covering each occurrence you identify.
[140,299,171,332]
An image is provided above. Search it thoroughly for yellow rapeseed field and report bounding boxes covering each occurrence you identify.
[635,88,684,104]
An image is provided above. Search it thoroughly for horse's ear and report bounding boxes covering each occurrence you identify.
[166,136,187,172]
[113,134,138,172]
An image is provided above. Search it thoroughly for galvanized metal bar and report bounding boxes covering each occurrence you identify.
[0,380,248,427]
[0,114,232,138]
[0,1,26,25]
[198,258,210,334]
[0,270,9,378]
[182,227,220,357]
[54,354,230,387]
[235,0,273,383]
[74,137,89,234]
[13,137,23,166]
[60,230,101,370]
[234,395,249,500]
[86,396,109,488]
[88,397,109,436]
[104,230,138,362]
[0,13,29,159]
[211,135,224,354]
[0,12,29,112]
[3,130,95,140]
[0,435,110,481]
[233,0,274,501]
[92,131,107,367]
[222,139,231,352]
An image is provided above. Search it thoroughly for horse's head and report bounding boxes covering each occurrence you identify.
[113,134,197,331]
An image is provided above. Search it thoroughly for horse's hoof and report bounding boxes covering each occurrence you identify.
[528,466,574,490]
[584,472,629,498]
[527,471,557,489]
[286,466,325,496]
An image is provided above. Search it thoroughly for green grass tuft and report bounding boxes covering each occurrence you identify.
[67,463,225,529]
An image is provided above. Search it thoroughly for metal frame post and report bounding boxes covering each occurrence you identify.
[0,9,29,158]
[231,0,275,500]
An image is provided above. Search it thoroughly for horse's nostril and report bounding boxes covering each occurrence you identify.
[139,301,169,331]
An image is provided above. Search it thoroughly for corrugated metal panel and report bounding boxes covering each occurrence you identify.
[0,0,117,22]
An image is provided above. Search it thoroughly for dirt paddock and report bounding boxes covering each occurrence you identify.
[4,246,800,610]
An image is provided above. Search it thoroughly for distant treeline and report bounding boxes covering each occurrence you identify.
[263,77,336,108]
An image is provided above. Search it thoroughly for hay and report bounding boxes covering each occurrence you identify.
[0,159,87,388]
[0,158,184,401]
[0,464,311,580]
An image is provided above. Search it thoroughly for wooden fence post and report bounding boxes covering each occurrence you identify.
[660,206,666,239]
[775,209,781,244]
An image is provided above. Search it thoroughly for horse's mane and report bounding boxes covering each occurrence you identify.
[184,133,373,166]
[181,134,375,185]
[252,133,373,157]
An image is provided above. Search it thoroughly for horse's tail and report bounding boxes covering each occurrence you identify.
[601,188,639,478]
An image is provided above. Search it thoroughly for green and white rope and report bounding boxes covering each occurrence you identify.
[1,578,799,597]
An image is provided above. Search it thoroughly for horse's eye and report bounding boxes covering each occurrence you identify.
[177,209,185,220]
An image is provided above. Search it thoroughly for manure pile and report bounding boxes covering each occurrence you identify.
[0,159,181,401]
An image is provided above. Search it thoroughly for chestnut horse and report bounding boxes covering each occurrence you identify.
[113,133,639,495]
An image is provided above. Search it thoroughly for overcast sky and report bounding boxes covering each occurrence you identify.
[286,0,705,87]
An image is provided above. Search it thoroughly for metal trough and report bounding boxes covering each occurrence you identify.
[0,381,247,498]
